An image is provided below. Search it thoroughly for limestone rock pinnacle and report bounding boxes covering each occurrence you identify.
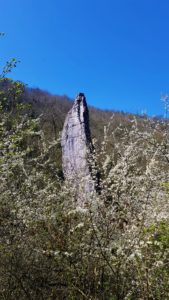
[61,93,95,195]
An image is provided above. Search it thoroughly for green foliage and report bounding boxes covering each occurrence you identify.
[145,220,169,255]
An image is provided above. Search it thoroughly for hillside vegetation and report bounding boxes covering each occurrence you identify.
[20,84,152,170]
[0,78,169,299]
[23,86,127,142]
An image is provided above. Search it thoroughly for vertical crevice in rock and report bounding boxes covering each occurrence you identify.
[61,93,97,201]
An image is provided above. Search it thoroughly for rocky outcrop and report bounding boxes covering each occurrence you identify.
[61,93,95,196]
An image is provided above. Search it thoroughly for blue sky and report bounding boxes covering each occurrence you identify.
[0,0,169,116]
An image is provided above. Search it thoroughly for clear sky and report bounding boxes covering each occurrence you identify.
[0,0,169,116]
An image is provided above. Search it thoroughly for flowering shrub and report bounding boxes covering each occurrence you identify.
[0,55,169,298]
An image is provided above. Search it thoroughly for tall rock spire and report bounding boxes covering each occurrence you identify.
[61,93,95,196]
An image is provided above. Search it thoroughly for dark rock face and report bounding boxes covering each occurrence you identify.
[61,93,95,195]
